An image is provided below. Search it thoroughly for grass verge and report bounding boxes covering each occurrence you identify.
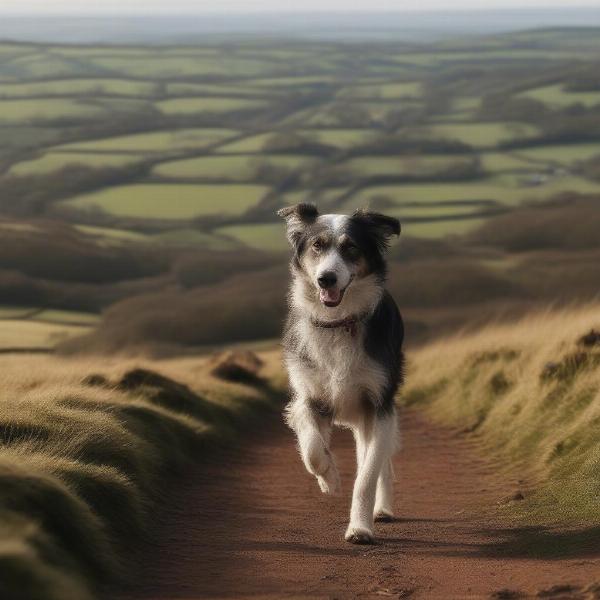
[402,305,600,523]
[0,350,281,600]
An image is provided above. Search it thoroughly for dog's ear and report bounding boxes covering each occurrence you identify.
[277,203,319,246]
[352,209,401,252]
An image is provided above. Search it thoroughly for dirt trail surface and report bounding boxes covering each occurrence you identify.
[118,410,600,600]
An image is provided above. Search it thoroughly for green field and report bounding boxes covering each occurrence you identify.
[303,129,377,149]
[344,175,600,211]
[60,183,270,219]
[2,34,600,255]
[0,78,159,98]
[87,55,273,78]
[419,122,539,147]
[9,152,144,176]
[0,99,106,123]
[57,128,238,153]
[338,155,473,178]
[480,152,535,172]
[337,81,423,100]
[216,133,279,154]
[154,154,315,181]
[156,97,268,115]
[216,223,288,251]
[520,84,600,108]
[514,143,600,166]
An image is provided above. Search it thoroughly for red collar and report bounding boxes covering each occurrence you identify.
[310,312,368,336]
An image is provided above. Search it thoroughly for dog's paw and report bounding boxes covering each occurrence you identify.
[345,526,374,545]
[316,463,341,495]
[374,510,394,522]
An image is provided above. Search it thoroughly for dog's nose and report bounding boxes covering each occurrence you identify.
[317,271,337,289]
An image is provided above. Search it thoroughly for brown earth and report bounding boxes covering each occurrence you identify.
[116,409,600,600]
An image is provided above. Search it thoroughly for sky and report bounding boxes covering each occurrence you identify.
[2,0,599,14]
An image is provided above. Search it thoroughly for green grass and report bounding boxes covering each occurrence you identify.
[251,76,334,87]
[0,99,105,124]
[302,129,377,148]
[359,101,423,123]
[519,84,600,108]
[215,133,274,154]
[338,155,473,178]
[57,129,238,153]
[404,305,600,522]
[153,154,314,180]
[514,143,600,166]
[279,187,348,207]
[166,82,274,97]
[344,175,600,209]
[156,97,267,115]
[9,54,85,78]
[402,218,487,239]
[88,55,272,78]
[421,122,539,148]
[9,152,144,176]
[337,81,422,100]
[0,79,158,98]
[60,184,270,219]
[0,352,277,600]
[480,152,536,172]
[216,223,288,252]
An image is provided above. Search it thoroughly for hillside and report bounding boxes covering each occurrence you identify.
[0,349,280,600]
[403,304,600,523]
[2,29,600,353]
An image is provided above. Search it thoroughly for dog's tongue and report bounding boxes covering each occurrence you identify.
[320,288,340,305]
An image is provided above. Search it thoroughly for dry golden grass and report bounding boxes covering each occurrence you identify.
[0,350,281,600]
[402,304,600,523]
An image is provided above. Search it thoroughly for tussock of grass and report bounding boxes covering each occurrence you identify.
[0,352,278,600]
[403,305,600,522]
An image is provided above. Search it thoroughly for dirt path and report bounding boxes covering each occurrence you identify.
[118,410,600,600]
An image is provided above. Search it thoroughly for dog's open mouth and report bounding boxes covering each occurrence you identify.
[319,276,354,308]
[319,287,345,308]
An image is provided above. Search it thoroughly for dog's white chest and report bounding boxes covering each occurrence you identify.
[289,323,387,423]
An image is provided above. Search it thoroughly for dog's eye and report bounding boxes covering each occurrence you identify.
[312,240,323,252]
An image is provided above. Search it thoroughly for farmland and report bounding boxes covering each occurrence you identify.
[3,20,600,600]
[1,29,600,350]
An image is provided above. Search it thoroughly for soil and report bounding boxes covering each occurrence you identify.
[117,409,600,600]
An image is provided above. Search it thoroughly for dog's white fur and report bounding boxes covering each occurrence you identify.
[283,213,399,543]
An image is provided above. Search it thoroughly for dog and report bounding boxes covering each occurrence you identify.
[278,203,404,544]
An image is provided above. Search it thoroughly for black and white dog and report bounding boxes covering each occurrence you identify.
[278,203,404,544]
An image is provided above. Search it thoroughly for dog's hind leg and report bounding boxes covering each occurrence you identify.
[346,413,396,544]
[285,398,340,495]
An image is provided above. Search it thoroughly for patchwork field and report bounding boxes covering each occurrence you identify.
[1,29,600,265]
[57,128,238,153]
[9,152,144,176]
[0,98,106,123]
[154,154,315,181]
[60,184,270,219]
[519,84,600,108]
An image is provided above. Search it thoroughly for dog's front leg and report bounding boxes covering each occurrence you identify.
[346,414,395,544]
[285,399,340,495]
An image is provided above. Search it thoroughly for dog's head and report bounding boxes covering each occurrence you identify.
[277,203,400,310]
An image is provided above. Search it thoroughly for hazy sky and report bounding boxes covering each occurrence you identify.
[2,0,599,14]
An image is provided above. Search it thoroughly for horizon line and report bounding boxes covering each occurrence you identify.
[2,6,600,17]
